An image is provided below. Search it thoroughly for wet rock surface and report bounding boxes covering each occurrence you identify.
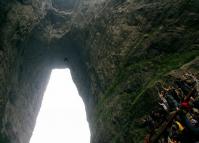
[51,0,77,11]
[0,0,199,143]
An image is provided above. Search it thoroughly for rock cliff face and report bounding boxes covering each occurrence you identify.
[0,0,199,143]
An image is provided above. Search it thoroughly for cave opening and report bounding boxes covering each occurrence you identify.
[29,68,90,143]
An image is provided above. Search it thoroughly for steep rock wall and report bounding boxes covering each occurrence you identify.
[0,0,199,143]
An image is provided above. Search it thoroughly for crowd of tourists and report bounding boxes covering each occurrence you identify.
[143,73,199,143]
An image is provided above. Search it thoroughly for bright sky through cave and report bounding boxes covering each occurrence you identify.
[29,69,90,143]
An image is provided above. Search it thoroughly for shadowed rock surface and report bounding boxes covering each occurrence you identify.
[0,0,199,143]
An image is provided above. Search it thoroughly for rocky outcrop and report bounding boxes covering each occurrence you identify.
[0,0,199,143]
